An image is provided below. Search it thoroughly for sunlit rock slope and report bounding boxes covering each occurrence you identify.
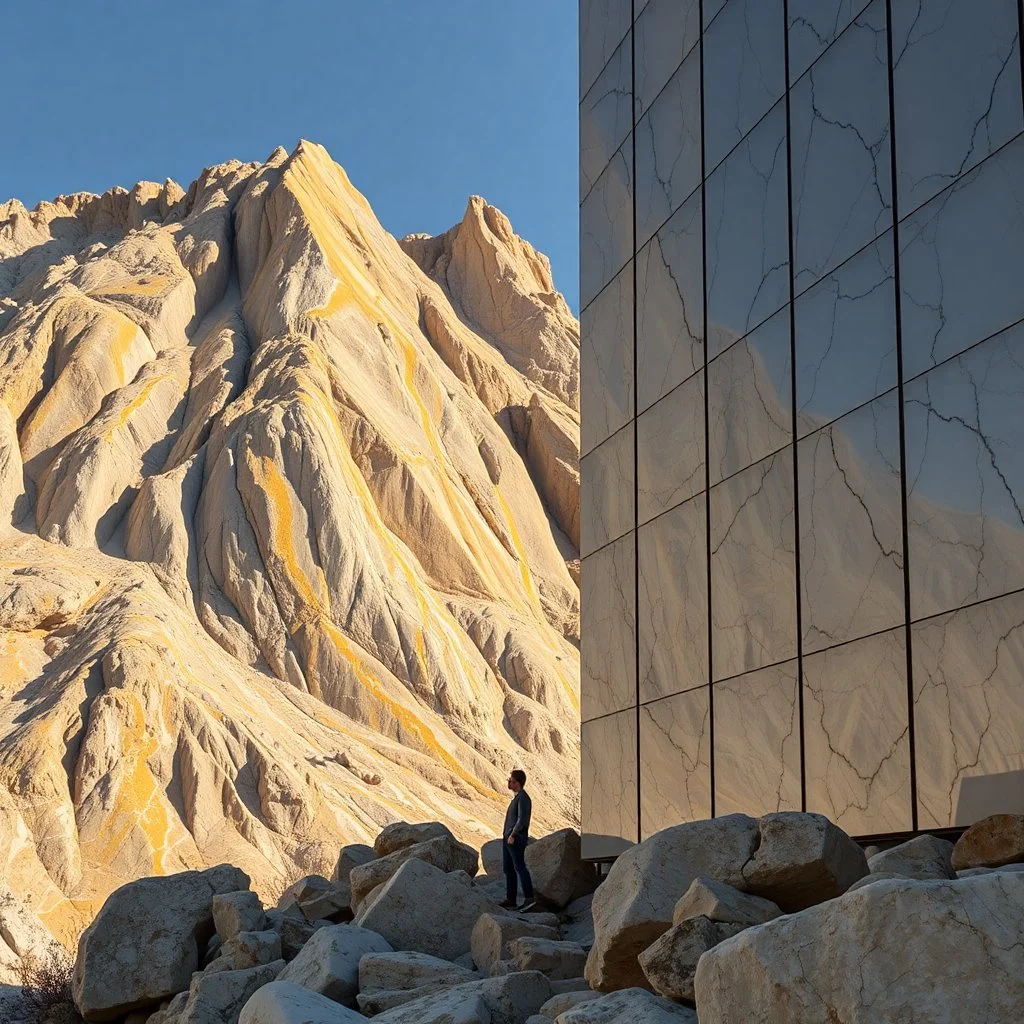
[0,141,580,944]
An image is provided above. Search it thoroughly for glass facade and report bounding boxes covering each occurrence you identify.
[579,0,1024,855]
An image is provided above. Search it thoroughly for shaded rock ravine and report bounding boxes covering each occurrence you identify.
[0,141,580,945]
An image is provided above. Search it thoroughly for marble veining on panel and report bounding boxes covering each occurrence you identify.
[581,422,635,557]
[634,0,701,117]
[714,661,801,816]
[581,36,633,201]
[580,0,632,97]
[582,709,639,847]
[638,495,708,703]
[788,0,867,84]
[582,535,637,722]
[640,688,711,837]
[803,628,913,834]
[904,322,1024,621]
[580,140,634,310]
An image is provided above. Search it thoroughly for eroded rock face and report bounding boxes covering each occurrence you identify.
[0,142,580,943]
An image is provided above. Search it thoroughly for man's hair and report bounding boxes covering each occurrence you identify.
[511,769,527,786]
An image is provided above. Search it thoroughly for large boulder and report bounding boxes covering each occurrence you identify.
[212,892,266,943]
[740,812,868,912]
[239,980,366,1023]
[354,858,494,960]
[472,912,559,973]
[73,865,250,1022]
[507,937,588,980]
[482,838,506,878]
[350,835,480,910]
[584,815,758,991]
[276,875,351,923]
[539,989,602,1018]
[560,895,594,949]
[951,813,1024,870]
[374,821,455,857]
[175,960,282,1024]
[525,830,598,910]
[218,930,282,970]
[373,971,552,1024]
[0,885,65,986]
[671,877,780,927]
[357,950,478,1015]
[638,917,744,1003]
[867,835,954,880]
[333,843,376,884]
[277,923,392,1007]
[554,988,697,1022]
[264,908,319,960]
[694,873,1024,1022]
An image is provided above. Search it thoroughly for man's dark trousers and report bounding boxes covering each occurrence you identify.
[503,835,534,903]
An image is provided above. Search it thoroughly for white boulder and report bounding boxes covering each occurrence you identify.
[213,891,266,943]
[951,814,1024,870]
[239,980,365,1023]
[472,912,560,973]
[671,877,780,927]
[508,937,588,980]
[525,829,597,909]
[553,988,697,1022]
[374,821,455,857]
[867,835,954,880]
[277,923,391,1006]
[638,917,744,1003]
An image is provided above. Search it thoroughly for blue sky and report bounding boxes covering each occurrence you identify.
[3,1,580,310]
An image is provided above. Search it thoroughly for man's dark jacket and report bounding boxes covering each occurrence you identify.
[503,789,532,840]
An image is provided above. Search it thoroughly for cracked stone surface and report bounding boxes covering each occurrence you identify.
[581,710,638,859]
[580,142,633,309]
[581,36,633,202]
[581,422,634,557]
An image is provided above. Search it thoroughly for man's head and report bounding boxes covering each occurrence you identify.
[507,769,526,792]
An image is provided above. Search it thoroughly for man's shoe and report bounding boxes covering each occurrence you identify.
[517,899,538,913]
[498,899,517,909]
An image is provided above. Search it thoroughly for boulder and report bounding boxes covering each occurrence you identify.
[951,813,1024,870]
[357,950,478,1015]
[584,815,758,991]
[694,873,1024,1022]
[73,864,250,1022]
[354,858,494,960]
[560,895,594,949]
[741,812,868,912]
[374,821,455,857]
[276,874,352,923]
[482,838,506,877]
[239,980,366,1023]
[508,937,588,980]
[350,835,480,910]
[671,877,780,927]
[638,917,745,1003]
[373,971,552,1024]
[264,908,319,960]
[550,978,591,994]
[472,912,559,972]
[844,871,902,894]
[867,835,955,880]
[176,960,282,1024]
[332,843,376,883]
[277,923,392,1007]
[213,892,266,943]
[957,862,1024,878]
[554,988,697,1022]
[276,875,332,912]
[0,885,64,985]
[218,930,282,970]
[525,830,597,910]
[540,989,601,1018]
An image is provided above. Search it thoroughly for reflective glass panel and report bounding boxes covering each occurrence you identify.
[581,36,633,201]
[580,140,634,309]
[634,0,701,116]
[788,0,868,83]
[581,422,635,557]
[580,0,632,97]
[582,709,638,854]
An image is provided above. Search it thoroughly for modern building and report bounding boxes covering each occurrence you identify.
[579,0,1024,857]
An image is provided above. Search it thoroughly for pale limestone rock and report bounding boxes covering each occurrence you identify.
[0,885,64,986]
[374,821,455,858]
[218,930,281,970]
[213,892,266,943]
[507,937,588,980]
[176,960,283,1024]
[332,843,375,884]
[373,971,552,1024]
[584,815,758,991]
[638,917,745,1003]
[672,877,780,927]
[554,988,697,1022]
[741,812,868,912]
[525,829,597,910]
[844,870,904,893]
[72,865,249,1021]
[239,980,365,1024]
[694,874,1024,1022]
[951,813,1024,870]
[357,950,478,1014]
[540,990,601,1018]
[956,862,1024,878]
[560,895,594,949]
[264,909,318,961]
[867,835,955,880]
[481,838,505,877]
[354,858,493,960]
[472,912,560,973]
[276,923,391,1006]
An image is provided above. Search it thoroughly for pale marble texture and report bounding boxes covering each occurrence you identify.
[582,534,636,722]
[581,422,635,557]
[582,709,639,854]
[640,688,711,838]
[580,0,632,97]
[633,0,701,116]
[788,0,864,83]
[581,141,634,309]
[803,628,913,834]
[581,34,633,201]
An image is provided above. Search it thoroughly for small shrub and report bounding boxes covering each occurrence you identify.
[16,948,81,1024]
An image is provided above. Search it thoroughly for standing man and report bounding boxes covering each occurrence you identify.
[500,769,535,910]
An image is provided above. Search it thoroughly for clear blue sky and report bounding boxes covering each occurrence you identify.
[3,1,580,310]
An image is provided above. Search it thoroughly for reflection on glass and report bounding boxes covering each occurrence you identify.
[795,233,897,435]
[581,37,633,201]
[904,322,1024,621]
[637,190,704,411]
[703,0,785,172]
[790,0,891,293]
[708,305,792,486]
[580,0,632,97]
[799,394,905,653]
[711,451,797,680]
[892,0,1023,216]
[637,371,705,523]
[634,0,701,116]
[703,0,727,31]
[640,689,711,837]
[714,661,801,816]
[580,141,634,310]
[912,589,1024,828]
[582,263,634,456]
[582,535,636,722]
[803,628,912,834]
[581,422,635,557]
[638,495,708,703]
[706,102,789,357]
[788,0,864,83]
[635,48,702,247]
[899,135,1024,382]
[582,709,638,853]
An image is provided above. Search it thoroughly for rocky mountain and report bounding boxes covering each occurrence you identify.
[0,141,580,944]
